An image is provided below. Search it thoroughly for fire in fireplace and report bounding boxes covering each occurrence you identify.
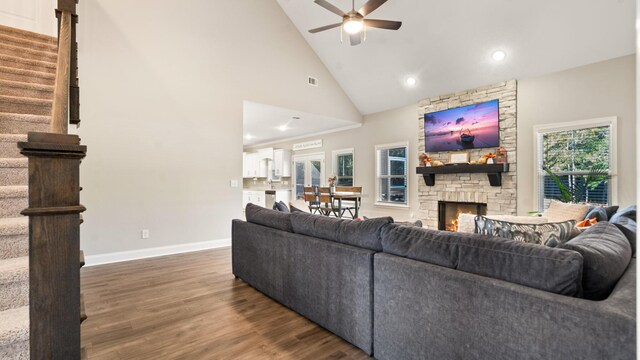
[438,201,487,232]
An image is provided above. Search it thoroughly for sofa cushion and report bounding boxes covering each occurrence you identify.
[290,212,393,251]
[381,224,583,296]
[558,222,631,300]
[545,200,590,222]
[245,203,293,232]
[475,215,576,247]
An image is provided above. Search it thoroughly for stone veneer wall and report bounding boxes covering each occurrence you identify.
[418,80,517,229]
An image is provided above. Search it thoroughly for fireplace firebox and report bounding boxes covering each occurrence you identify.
[438,201,487,232]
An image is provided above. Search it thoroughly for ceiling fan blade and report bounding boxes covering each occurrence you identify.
[308,23,342,33]
[358,0,388,16]
[314,0,346,17]
[364,19,402,30]
[349,33,362,46]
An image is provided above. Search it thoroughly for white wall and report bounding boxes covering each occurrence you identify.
[247,104,420,221]
[517,55,636,213]
[76,0,361,256]
[0,0,57,36]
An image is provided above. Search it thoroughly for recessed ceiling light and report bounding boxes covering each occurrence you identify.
[406,77,417,86]
[278,125,288,131]
[245,134,254,140]
[492,50,506,61]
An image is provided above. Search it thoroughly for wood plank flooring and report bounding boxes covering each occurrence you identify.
[81,247,370,359]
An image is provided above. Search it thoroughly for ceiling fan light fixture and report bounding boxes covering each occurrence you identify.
[343,18,364,34]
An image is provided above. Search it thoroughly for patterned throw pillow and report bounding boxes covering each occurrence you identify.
[475,215,576,247]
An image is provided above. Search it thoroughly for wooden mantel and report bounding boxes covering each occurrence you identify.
[416,163,510,187]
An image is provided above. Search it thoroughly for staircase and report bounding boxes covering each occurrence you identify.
[0,24,56,360]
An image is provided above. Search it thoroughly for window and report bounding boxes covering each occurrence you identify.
[375,142,408,206]
[332,148,354,186]
[534,117,617,211]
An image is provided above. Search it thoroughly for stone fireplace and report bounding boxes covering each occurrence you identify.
[418,80,517,229]
[438,201,487,231]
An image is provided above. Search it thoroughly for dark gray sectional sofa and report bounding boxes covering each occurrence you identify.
[232,204,636,359]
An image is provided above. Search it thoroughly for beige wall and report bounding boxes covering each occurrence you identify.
[517,55,636,214]
[258,55,636,222]
[76,0,361,256]
[248,104,420,221]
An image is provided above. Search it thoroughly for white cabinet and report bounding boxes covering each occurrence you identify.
[242,153,261,178]
[242,190,265,209]
[243,148,275,178]
[273,149,292,178]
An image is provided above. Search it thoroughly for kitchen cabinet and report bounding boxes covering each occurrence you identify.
[242,152,262,178]
[273,149,292,178]
[244,148,290,179]
[242,190,265,209]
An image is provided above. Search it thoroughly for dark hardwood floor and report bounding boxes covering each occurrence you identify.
[81,247,370,359]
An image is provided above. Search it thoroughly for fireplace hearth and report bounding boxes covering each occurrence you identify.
[438,201,487,232]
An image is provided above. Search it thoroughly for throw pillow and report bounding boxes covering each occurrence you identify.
[395,220,423,227]
[272,201,289,213]
[558,222,632,300]
[545,201,590,222]
[475,215,575,247]
[584,207,607,222]
[609,205,637,255]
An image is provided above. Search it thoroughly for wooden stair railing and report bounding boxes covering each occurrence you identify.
[19,0,87,358]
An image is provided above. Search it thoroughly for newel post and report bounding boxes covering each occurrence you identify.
[18,132,86,359]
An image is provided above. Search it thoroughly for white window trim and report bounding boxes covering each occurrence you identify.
[532,116,618,211]
[374,141,409,208]
[332,148,355,185]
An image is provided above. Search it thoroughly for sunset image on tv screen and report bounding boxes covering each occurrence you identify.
[424,99,500,152]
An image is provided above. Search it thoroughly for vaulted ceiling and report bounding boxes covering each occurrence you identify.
[277,0,636,115]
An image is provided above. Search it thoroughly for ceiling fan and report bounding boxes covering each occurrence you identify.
[308,0,402,46]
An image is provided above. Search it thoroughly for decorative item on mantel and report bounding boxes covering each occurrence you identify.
[419,153,433,167]
[478,152,495,165]
[495,147,508,164]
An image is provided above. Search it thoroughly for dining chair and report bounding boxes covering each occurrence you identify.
[303,186,321,214]
[317,187,340,217]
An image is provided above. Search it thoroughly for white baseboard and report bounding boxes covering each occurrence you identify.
[84,238,231,267]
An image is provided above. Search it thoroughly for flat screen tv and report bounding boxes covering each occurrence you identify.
[424,99,499,152]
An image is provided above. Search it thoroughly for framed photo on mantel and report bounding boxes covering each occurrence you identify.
[449,152,469,164]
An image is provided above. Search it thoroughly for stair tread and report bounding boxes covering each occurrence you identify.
[0,256,28,283]
[0,53,56,69]
[0,33,57,53]
[0,158,27,168]
[0,66,56,80]
[0,185,27,198]
[0,217,28,236]
[0,134,27,142]
[0,95,53,106]
[0,41,57,61]
[0,305,29,347]
[0,79,54,91]
[0,24,56,45]
[0,112,50,124]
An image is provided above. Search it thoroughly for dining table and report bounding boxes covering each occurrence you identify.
[331,191,362,219]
